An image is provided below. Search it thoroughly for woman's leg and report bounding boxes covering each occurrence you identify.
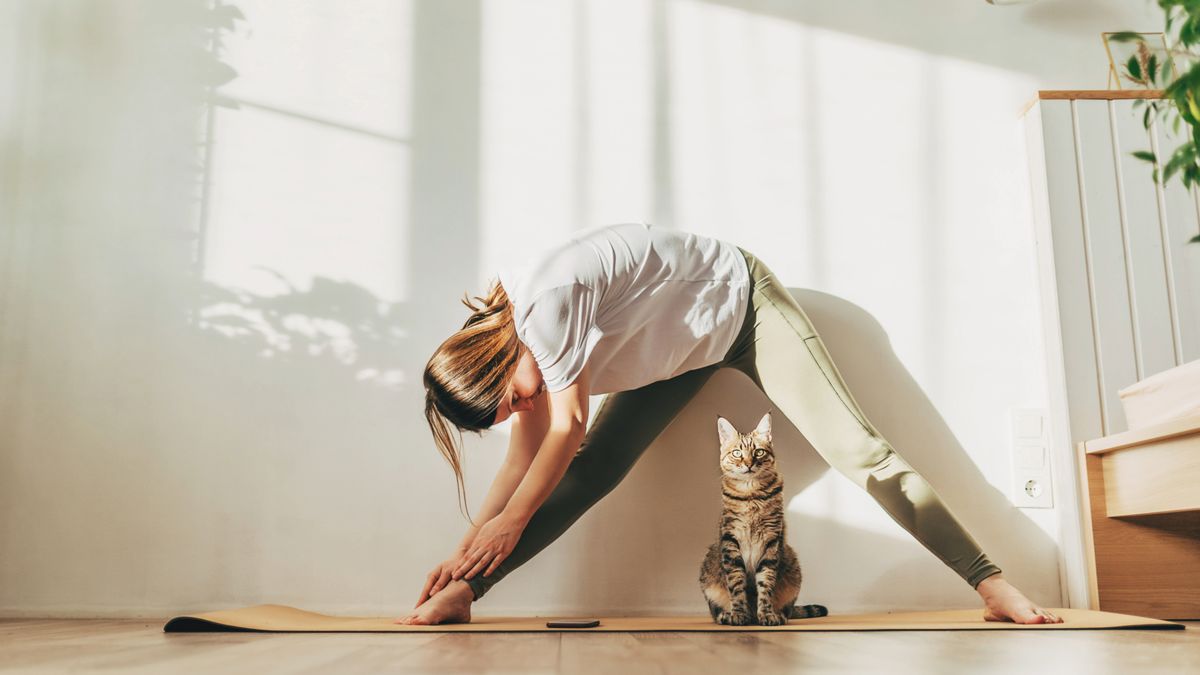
[724,255,1002,590]
[466,364,719,600]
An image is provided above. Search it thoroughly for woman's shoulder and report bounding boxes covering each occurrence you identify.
[500,222,737,304]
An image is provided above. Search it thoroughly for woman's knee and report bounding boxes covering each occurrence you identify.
[823,435,895,486]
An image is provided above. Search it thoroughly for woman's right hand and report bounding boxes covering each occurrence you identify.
[415,552,468,607]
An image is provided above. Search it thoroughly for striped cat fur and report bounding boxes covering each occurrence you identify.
[699,412,828,625]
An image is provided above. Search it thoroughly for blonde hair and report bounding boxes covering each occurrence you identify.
[424,279,521,518]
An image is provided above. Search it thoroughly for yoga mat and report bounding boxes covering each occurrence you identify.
[163,604,1185,633]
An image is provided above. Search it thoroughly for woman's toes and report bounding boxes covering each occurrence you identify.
[984,604,1061,624]
[395,612,433,625]
[1018,608,1044,624]
[1039,610,1062,623]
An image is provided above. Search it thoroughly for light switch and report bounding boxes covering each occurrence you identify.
[1017,444,1045,469]
[1009,408,1053,508]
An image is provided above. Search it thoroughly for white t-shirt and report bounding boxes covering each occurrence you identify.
[496,223,750,395]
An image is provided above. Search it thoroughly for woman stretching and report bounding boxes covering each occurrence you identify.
[397,223,1062,625]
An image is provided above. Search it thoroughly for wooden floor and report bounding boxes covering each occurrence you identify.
[1,619,1197,674]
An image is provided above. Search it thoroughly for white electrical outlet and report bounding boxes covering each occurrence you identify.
[1009,409,1053,508]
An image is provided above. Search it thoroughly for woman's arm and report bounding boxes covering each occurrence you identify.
[455,390,551,547]
[453,364,591,580]
[501,370,589,523]
[417,388,551,605]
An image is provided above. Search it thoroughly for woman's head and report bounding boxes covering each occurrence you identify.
[424,279,543,516]
[425,280,521,434]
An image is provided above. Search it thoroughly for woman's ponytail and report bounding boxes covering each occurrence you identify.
[423,279,521,519]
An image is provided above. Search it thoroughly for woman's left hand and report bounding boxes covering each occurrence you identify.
[452,511,528,580]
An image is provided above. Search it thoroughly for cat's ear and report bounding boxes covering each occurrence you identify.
[754,412,772,442]
[717,416,738,447]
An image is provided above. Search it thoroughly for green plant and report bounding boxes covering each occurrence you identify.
[1115,2,1200,242]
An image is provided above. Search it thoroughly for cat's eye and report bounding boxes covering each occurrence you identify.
[754,449,766,457]
[731,450,742,458]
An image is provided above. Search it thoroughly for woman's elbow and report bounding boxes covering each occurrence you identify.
[550,418,587,445]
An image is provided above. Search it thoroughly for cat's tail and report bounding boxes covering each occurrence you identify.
[786,604,829,619]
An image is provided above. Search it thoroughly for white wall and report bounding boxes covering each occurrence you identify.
[0,0,1165,617]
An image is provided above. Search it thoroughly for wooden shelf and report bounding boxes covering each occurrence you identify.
[1083,413,1200,517]
[1077,415,1200,619]
[1085,412,1200,454]
[1039,90,1165,100]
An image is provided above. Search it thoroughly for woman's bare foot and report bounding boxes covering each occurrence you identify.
[976,574,1063,624]
[395,580,474,625]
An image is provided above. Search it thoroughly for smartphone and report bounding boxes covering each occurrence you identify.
[546,619,600,628]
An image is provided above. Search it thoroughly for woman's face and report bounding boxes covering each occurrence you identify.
[492,346,546,425]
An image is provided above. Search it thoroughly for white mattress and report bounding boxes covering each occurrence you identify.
[1119,358,1200,431]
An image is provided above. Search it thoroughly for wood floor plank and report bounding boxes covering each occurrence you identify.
[2,618,149,641]
[634,632,737,673]
[281,636,453,675]
[675,631,840,671]
[390,632,561,673]
[165,634,445,675]
[559,634,663,675]
[759,631,918,670]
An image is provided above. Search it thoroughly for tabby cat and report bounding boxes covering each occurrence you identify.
[699,412,828,625]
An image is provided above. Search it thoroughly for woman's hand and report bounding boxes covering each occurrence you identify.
[415,552,468,608]
[452,511,528,580]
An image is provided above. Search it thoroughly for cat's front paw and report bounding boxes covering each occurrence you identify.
[716,609,753,626]
[757,608,787,626]
[730,608,754,626]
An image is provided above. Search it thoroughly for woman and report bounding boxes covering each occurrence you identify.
[397,223,1062,626]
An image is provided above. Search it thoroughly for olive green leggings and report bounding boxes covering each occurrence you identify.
[466,248,1002,600]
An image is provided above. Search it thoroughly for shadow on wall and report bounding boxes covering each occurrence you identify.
[159,0,485,596]
[190,272,409,388]
[155,275,445,608]
[0,0,488,610]
[503,288,1061,614]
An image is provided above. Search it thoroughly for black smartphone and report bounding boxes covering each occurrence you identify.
[546,619,600,628]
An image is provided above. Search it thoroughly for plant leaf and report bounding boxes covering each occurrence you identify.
[1128,54,1144,81]
[1107,31,1146,43]
[1133,150,1158,162]
[1172,89,1197,125]
[1161,142,1197,183]
[1166,160,1182,183]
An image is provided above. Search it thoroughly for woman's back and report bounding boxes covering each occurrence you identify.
[498,223,749,395]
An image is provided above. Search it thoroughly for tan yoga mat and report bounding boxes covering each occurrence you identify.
[163,604,1185,632]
